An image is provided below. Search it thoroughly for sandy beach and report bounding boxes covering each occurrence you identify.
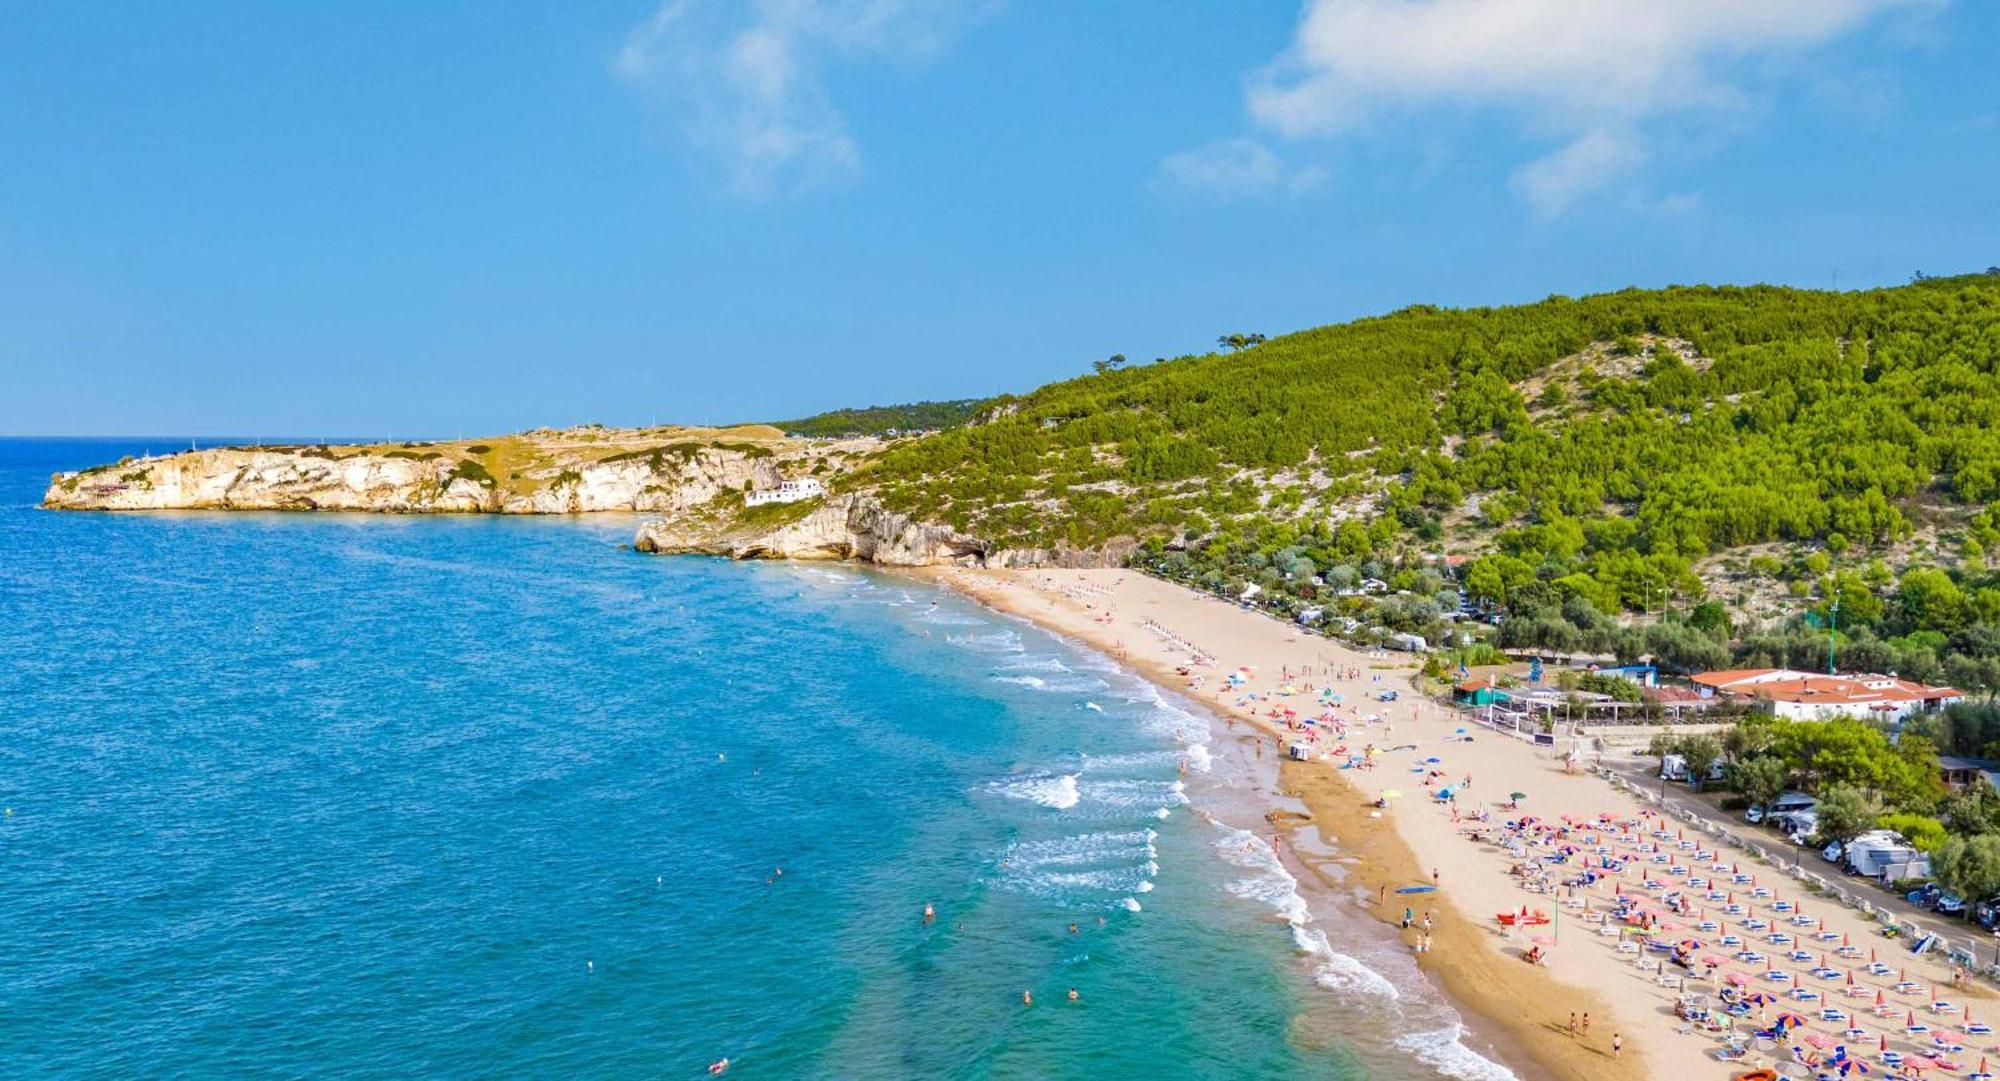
[924,565,1991,1081]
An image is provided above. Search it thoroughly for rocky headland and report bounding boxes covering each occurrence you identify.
[43,425,870,514]
[41,424,1133,568]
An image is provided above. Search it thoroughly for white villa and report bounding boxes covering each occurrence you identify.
[744,477,826,507]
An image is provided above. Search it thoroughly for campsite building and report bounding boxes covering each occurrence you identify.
[1689,668,1962,723]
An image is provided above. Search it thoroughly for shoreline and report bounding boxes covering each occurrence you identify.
[916,565,1604,1081]
[914,564,1991,1081]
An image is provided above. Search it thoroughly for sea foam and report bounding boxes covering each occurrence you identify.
[990,772,1080,809]
[1394,1026,1519,1081]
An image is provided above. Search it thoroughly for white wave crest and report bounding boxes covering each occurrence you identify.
[998,655,1071,673]
[989,773,1079,809]
[1301,931,1400,1000]
[1394,1026,1518,1081]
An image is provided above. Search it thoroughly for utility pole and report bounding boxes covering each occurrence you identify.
[1828,595,1839,676]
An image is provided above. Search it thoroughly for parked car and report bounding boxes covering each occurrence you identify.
[1821,841,1844,863]
[1935,892,1967,916]
[1972,896,2000,930]
[1745,806,1765,825]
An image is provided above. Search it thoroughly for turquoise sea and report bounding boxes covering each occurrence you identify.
[0,439,1514,1080]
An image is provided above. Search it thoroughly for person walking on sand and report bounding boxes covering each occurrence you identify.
[1568,1013,1578,1038]
[1611,1033,1621,1059]
[1580,1013,1590,1037]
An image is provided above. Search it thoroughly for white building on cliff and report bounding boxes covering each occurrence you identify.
[744,477,826,507]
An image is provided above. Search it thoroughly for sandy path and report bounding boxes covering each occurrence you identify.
[922,566,1989,1081]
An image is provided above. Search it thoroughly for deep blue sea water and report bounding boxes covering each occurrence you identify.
[0,439,1512,1080]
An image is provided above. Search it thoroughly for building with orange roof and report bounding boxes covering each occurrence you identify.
[1689,667,1962,722]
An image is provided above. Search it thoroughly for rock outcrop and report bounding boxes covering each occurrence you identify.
[632,493,1137,569]
[43,426,1134,570]
[41,428,874,515]
[633,493,990,565]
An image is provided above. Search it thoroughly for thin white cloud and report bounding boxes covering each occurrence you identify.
[615,0,990,196]
[1157,138,1327,200]
[1508,128,1641,219]
[1186,0,1926,214]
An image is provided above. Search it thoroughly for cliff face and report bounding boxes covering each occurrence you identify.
[633,493,987,565]
[631,493,1136,569]
[41,428,874,515]
[43,426,1136,569]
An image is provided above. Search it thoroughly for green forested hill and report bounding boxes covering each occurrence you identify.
[855,273,2000,690]
[771,399,981,437]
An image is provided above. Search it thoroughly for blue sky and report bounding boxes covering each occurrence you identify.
[2,1,1995,437]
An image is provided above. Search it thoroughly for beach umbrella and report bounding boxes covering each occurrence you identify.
[1776,1012,1809,1030]
[1971,1055,1990,1081]
[1424,756,1441,764]
[1531,934,1556,946]
[1510,791,1528,801]
[1831,1056,1871,1076]
[1877,991,1886,1006]
[1381,790,1403,799]
[1806,1032,1836,1049]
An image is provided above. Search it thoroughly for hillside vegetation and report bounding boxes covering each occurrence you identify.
[773,399,981,438]
[858,273,2000,691]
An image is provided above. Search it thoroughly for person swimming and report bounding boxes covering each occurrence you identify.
[709,1058,729,1074]
[1067,987,1079,1002]
[923,903,935,924]
[1022,989,1034,1006]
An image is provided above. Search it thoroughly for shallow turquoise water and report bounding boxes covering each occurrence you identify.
[0,440,1505,1080]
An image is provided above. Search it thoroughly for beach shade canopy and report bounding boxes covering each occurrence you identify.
[1381,790,1403,799]
[1510,791,1528,801]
